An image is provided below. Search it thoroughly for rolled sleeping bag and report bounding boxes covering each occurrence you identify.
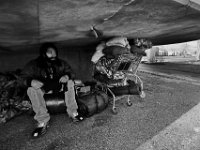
[102,46,131,59]
[109,81,140,96]
[44,92,66,114]
[106,37,130,49]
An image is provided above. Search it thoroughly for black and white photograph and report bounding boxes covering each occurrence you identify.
[0,0,200,149]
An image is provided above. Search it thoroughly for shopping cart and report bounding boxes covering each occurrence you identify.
[93,53,145,114]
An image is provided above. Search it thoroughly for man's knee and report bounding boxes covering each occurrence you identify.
[27,87,44,96]
[27,87,36,96]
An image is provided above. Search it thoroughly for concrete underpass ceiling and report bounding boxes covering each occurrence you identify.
[0,0,200,51]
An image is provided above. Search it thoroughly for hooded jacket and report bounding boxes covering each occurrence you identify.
[22,43,75,91]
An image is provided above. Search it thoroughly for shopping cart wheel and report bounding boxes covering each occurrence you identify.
[127,101,132,106]
[112,107,118,114]
[139,91,146,98]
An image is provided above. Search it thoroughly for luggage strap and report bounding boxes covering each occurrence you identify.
[94,91,99,112]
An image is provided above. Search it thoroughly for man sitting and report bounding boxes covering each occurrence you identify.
[22,42,84,138]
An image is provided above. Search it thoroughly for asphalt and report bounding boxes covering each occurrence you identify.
[136,99,200,150]
[136,63,200,150]
[138,63,200,84]
[1,62,200,150]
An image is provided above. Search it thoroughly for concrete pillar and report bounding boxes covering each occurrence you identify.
[146,47,158,63]
[196,40,200,61]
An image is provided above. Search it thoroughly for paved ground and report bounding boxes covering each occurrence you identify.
[138,63,200,84]
[1,63,200,150]
[136,98,200,150]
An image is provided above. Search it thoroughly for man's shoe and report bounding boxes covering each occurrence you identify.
[71,114,84,122]
[31,121,49,138]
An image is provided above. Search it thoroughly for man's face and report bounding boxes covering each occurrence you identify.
[46,47,57,60]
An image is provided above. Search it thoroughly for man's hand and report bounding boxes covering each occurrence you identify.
[59,75,69,83]
[31,79,44,89]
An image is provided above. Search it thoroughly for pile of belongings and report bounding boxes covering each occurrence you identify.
[91,37,152,87]
[0,70,31,123]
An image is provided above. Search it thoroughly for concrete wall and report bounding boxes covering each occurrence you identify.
[0,46,95,82]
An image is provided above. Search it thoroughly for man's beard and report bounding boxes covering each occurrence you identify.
[46,57,58,65]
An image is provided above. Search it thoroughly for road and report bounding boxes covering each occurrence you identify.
[138,62,200,84]
[1,63,200,150]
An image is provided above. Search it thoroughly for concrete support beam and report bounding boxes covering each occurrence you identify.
[146,47,158,63]
[172,0,200,11]
[196,40,200,61]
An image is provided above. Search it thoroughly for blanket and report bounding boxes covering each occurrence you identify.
[0,70,31,123]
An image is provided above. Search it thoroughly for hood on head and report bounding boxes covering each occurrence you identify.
[39,42,58,58]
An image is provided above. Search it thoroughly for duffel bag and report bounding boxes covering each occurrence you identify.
[44,92,66,114]
[77,91,109,117]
